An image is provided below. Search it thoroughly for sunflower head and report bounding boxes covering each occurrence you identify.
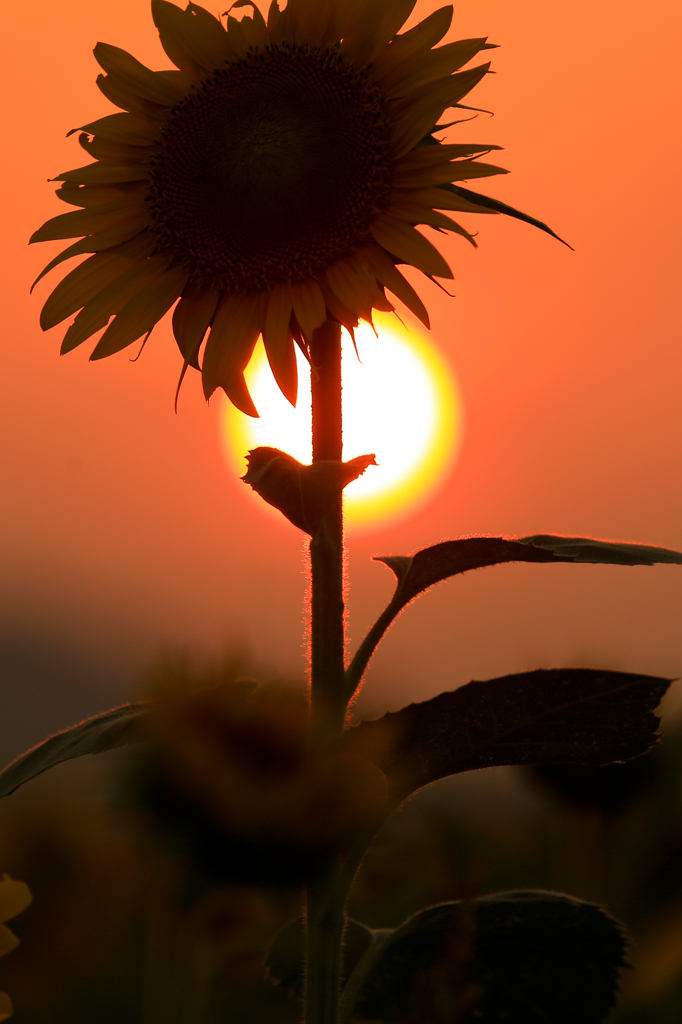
[31,0,507,414]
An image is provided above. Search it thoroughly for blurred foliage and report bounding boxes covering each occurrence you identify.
[127,658,386,894]
[0,662,681,1022]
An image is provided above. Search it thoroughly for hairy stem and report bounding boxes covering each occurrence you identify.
[305,875,347,1024]
[344,599,399,702]
[304,319,348,1024]
[308,318,346,740]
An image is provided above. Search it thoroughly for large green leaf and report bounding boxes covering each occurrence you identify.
[345,535,682,696]
[349,891,627,1023]
[0,702,147,798]
[343,668,671,804]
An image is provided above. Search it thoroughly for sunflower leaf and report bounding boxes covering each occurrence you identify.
[342,668,671,804]
[345,535,682,695]
[349,892,628,1024]
[379,534,682,608]
[0,703,147,798]
[242,448,377,535]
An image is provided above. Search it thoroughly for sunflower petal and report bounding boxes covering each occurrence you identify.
[52,160,149,185]
[78,133,150,164]
[31,232,155,292]
[396,63,492,116]
[325,258,375,323]
[368,0,418,47]
[372,286,395,313]
[0,878,31,925]
[411,186,498,215]
[225,16,249,57]
[90,266,188,359]
[342,0,417,65]
[32,211,148,254]
[38,232,157,319]
[292,278,327,341]
[0,926,18,958]
[61,311,116,354]
[55,182,147,208]
[238,6,270,48]
[59,256,169,353]
[263,283,297,405]
[285,0,362,47]
[31,238,97,291]
[361,243,429,327]
[152,1,231,77]
[279,0,307,37]
[53,221,152,256]
[94,42,188,106]
[385,38,492,99]
[316,275,360,333]
[73,225,150,260]
[96,73,169,122]
[202,291,267,414]
[396,142,502,168]
[283,0,334,42]
[372,5,452,86]
[30,198,148,243]
[448,160,508,183]
[78,111,158,145]
[86,224,154,253]
[172,285,220,367]
[370,217,452,279]
[266,0,281,31]
[450,185,572,246]
[355,256,395,311]
[394,158,507,189]
[0,992,12,1022]
[389,98,448,160]
[324,0,373,47]
[390,63,491,158]
[392,143,504,186]
[101,234,158,260]
[387,198,477,244]
[40,251,142,331]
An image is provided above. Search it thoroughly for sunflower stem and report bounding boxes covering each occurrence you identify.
[305,319,347,1024]
[309,318,346,740]
[305,873,346,1024]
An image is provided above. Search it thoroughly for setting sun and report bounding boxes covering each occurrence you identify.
[222,312,461,529]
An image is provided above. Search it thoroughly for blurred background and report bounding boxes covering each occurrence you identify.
[2,683,682,1023]
[1,0,681,1019]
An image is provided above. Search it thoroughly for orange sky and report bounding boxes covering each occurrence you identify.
[1,0,681,760]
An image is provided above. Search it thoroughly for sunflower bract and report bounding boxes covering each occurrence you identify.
[31,0,506,414]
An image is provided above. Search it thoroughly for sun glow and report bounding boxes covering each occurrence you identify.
[222,312,462,529]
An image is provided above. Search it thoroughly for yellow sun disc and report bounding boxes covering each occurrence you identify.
[221,312,462,529]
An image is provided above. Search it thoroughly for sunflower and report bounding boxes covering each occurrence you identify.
[31,0,512,415]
